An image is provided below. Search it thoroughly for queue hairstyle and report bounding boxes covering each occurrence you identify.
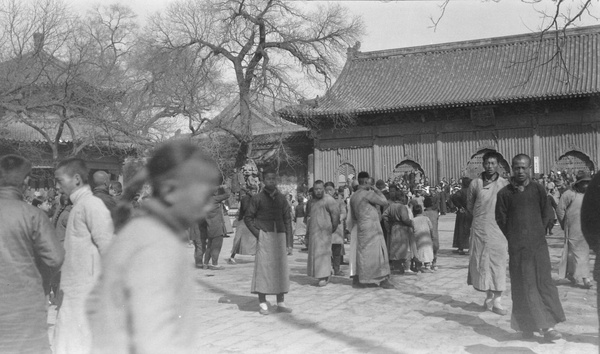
[113,140,218,231]
[56,158,89,184]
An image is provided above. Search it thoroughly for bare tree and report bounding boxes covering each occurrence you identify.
[0,0,142,162]
[148,0,364,166]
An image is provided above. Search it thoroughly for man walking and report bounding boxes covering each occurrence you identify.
[306,180,340,286]
[0,155,64,354]
[53,158,114,353]
[348,172,394,289]
[244,170,293,315]
[496,154,565,341]
[200,186,230,270]
[467,151,509,315]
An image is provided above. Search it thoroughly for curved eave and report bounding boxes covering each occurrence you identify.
[281,91,600,121]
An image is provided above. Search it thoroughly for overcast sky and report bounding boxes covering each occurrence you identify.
[73,0,600,52]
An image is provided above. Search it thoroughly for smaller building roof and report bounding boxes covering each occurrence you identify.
[282,25,600,119]
[208,94,307,135]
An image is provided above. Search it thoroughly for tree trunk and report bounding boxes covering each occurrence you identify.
[235,88,254,168]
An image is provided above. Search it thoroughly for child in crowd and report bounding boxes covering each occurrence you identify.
[412,204,435,273]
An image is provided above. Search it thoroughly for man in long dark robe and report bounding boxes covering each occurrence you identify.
[306,180,340,286]
[495,154,565,341]
[581,171,600,348]
[244,171,293,315]
[451,177,472,255]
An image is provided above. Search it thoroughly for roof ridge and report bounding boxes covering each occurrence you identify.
[353,25,600,60]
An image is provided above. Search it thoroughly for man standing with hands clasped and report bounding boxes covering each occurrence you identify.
[495,154,565,341]
[244,170,293,315]
[306,180,340,287]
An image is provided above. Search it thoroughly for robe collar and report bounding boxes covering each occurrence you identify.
[139,198,188,238]
[0,186,24,201]
[508,177,530,193]
[69,185,93,205]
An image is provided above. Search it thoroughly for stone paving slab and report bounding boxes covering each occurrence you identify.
[47,214,598,353]
[187,214,598,354]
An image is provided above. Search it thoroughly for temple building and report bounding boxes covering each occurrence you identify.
[281,25,600,185]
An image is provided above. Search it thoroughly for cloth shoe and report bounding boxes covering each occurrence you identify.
[208,265,224,270]
[543,329,562,342]
[276,303,292,313]
[227,258,236,264]
[380,279,395,289]
[259,307,269,315]
[491,306,508,316]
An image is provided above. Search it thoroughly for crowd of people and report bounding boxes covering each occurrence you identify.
[3,140,600,353]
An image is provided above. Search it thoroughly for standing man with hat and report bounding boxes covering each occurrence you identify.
[556,170,593,288]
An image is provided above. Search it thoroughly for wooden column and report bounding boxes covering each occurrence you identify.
[372,135,381,180]
[532,124,541,175]
[436,132,444,184]
[313,139,321,184]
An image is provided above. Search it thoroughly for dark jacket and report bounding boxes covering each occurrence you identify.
[244,188,293,239]
[93,185,117,214]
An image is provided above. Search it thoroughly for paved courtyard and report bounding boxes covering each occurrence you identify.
[49,214,599,353]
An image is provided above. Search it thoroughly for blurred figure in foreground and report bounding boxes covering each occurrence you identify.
[87,140,220,353]
[581,171,600,348]
[0,155,64,354]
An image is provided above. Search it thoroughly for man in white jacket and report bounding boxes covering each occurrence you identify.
[53,158,114,354]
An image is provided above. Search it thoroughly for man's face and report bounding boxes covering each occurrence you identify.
[55,167,80,197]
[325,185,335,197]
[483,157,499,176]
[313,183,325,199]
[263,173,277,191]
[512,158,531,184]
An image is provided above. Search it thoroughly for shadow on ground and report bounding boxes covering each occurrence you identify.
[217,294,259,312]
[404,291,483,312]
[198,278,406,354]
[416,310,516,342]
[464,344,536,354]
[562,332,599,346]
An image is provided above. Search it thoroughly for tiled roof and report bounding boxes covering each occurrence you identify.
[281,25,600,118]
[0,117,75,143]
[208,94,307,135]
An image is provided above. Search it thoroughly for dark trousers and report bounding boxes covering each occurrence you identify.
[194,236,224,265]
[332,244,343,273]
[258,293,284,303]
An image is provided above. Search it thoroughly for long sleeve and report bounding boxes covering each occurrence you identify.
[555,190,572,229]
[495,191,509,237]
[281,198,293,240]
[539,184,551,228]
[582,173,600,252]
[85,199,114,254]
[327,197,341,232]
[33,211,65,275]
[467,180,477,215]
[243,196,261,238]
